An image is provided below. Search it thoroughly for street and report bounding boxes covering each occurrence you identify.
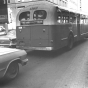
[1,39,88,88]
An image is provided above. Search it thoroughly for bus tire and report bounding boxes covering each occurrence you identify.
[67,34,74,50]
[4,62,19,81]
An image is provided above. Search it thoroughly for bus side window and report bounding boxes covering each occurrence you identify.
[69,17,76,24]
[80,15,84,24]
[57,15,62,23]
[33,10,47,20]
[83,15,88,24]
[62,16,66,23]
[57,8,69,24]
[61,9,69,23]
[57,11,62,23]
[81,15,88,24]
[66,16,69,23]
[61,16,64,23]
[86,16,88,24]
[64,17,66,23]
[69,12,76,23]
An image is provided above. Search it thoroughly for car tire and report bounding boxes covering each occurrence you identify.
[4,62,19,81]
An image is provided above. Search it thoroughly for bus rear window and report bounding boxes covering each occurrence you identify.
[19,11,30,21]
[33,10,47,20]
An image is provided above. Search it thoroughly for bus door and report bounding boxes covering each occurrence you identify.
[77,14,80,40]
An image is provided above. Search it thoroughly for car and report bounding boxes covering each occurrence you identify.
[9,37,17,48]
[0,47,28,82]
[0,32,16,48]
[0,37,11,48]
[0,26,5,32]
[0,26,6,36]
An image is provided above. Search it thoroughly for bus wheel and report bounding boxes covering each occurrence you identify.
[4,62,19,81]
[67,34,74,50]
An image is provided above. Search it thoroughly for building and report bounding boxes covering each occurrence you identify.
[48,0,80,11]
[67,0,80,11]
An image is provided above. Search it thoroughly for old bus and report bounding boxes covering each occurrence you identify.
[15,0,88,51]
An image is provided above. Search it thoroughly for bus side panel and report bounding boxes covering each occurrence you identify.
[49,24,70,50]
[84,24,88,37]
[56,24,70,49]
[80,24,84,38]
[71,23,78,42]
[48,25,58,50]
[80,24,88,38]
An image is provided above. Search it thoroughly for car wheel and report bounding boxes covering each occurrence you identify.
[4,62,19,81]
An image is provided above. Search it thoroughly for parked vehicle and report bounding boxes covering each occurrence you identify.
[0,47,28,81]
[0,37,10,47]
[15,0,88,51]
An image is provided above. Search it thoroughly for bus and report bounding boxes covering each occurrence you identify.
[15,0,88,51]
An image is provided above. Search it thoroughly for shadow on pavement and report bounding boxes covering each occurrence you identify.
[27,47,69,58]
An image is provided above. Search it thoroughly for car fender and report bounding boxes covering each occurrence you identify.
[3,58,21,77]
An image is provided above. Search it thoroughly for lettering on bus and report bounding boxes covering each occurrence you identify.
[21,20,43,25]
[30,7,38,10]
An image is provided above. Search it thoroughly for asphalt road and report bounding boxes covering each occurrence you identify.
[1,39,88,88]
